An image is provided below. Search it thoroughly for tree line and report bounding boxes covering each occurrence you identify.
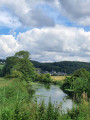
[1,59,90,75]
[31,60,90,74]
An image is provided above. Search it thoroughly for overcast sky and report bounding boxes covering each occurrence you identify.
[0,0,90,62]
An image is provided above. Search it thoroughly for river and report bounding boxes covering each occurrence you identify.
[29,82,73,112]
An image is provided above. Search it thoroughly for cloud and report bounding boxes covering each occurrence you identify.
[0,25,90,62]
[57,0,90,26]
[0,0,55,27]
[0,35,20,58]
[0,10,21,28]
[0,0,90,28]
[16,25,90,62]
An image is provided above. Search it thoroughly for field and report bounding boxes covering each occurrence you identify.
[51,76,66,81]
[0,64,4,69]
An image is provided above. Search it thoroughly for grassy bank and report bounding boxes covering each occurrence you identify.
[0,77,89,120]
[0,77,30,119]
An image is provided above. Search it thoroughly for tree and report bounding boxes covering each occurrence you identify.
[14,51,30,59]
[3,51,35,81]
[62,68,90,97]
[3,56,19,76]
[73,68,89,78]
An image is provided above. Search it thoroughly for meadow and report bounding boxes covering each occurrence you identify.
[51,76,66,81]
[51,76,68,87]
[0,65,4,69]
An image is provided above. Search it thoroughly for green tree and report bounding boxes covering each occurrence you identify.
[3,51,35,81]
[14,51,30,59]
[3,56,19,76]
[62,68,90,98]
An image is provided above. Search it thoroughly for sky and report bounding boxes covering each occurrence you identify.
[0,0,90,62]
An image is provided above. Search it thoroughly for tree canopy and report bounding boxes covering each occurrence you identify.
[14,51,30,59]
[3,51,35,81]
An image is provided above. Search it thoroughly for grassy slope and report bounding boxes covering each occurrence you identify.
[0,65,4,69]
[0,77,29,119]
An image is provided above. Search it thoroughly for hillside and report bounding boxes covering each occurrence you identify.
[31,60,90,74]
[0,59,90,75]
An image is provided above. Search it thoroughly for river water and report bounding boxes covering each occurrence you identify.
[29,82,73,112]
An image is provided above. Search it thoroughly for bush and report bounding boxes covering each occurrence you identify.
[35,73,52,83]
[62,68,90,98]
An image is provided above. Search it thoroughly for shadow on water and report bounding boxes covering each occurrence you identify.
[43,83,51,90]
[27,85,36,100]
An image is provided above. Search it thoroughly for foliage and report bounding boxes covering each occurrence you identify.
[73,68,90,78]
[14,50,30,59]
[31,60,90,74]
[0,58,90,75]
[2,51,35,81]
[0,65,4,77]
[62,68,90,98]
[35,73,52,83]
[0,77,90,120]
[2,56,19,76]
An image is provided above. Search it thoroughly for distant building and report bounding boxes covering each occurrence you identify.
[50,71,67,76]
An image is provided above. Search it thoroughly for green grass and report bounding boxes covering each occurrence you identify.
[0,77,89,120]
[0,65,4,69]
[0,78,30,119]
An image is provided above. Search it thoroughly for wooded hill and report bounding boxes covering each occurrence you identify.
[0,59,90,75]
[31,60,90,74]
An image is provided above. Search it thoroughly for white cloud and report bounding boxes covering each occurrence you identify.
[0,25,90,62]
[16,25,90,62]
[0,10,21,28]
[0,35,20,58]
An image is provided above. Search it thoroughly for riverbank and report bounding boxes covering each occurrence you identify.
[0,77,89,120]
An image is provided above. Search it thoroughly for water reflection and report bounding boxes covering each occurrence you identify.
[28,86,36,99]
[44,83,51,90]
[29,83,73,112]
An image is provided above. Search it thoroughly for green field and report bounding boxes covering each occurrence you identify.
[0,64,4,69]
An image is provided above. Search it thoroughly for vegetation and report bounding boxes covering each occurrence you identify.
[31,60,90,74]
[35,73,52,83]
[51,76,66,87]
[0,77,89,120]
[0,51,89,119]
[62,68,90,98]
[0,59,90,75]
[51,76,66,81]
[0,64,4,77]
[2,51,35,81]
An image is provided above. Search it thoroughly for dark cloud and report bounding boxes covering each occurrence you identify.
[58,0,90,25]
[0,0,55,27]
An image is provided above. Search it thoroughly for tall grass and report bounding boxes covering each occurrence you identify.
[0,78,89,120]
